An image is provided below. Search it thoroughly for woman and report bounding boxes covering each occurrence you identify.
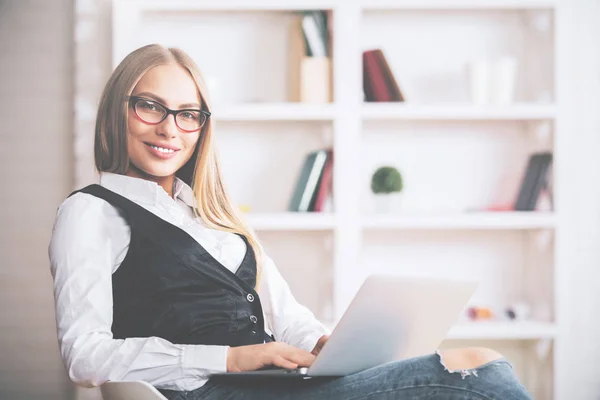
[49,44,532,399]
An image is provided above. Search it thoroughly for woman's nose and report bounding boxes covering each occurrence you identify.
[157,114,178,137]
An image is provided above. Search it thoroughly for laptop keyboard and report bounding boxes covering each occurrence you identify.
[258,366,308,374]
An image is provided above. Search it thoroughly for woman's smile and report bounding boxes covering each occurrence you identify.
[143,141,182,160]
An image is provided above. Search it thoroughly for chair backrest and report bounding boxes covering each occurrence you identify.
[100,381,168,400]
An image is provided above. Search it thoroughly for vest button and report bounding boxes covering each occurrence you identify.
[246,293,254,302]
[249,315,258,323]
[251,330,257,335]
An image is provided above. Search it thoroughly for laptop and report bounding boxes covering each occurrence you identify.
[209,274,477,380]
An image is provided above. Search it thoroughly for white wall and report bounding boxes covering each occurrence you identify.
[0,0,74,399]
[554,1,600,398]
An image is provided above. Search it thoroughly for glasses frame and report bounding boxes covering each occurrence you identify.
[127,95,211,133]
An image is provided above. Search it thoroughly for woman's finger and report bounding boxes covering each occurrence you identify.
[271,354,299,370]
[284,348,316,367]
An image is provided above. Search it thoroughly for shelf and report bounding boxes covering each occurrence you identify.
[121,0,556,12]
[137,0,338,11]
[322,320,556,341]
[212,103,335,122]
[447,321,557,340]
[362,103,556,121]
[362,212,556,230]
[244,212,335,231]
[210,103,556,122]
[363,0,556,11]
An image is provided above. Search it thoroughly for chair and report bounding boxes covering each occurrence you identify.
[100,381,168,400]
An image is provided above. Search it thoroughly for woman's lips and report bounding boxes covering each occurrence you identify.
[144,142,180,160]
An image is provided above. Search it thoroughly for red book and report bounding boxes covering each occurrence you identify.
[313,151,333,212]
[363,50,392,101]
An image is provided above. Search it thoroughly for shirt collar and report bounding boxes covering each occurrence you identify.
[99,172,197,208]
[173,177,197,208]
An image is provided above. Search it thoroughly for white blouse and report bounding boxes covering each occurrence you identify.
[48,172,330,391]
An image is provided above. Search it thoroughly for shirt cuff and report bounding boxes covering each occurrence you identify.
[297,325,331,353]
[181,344,230,377]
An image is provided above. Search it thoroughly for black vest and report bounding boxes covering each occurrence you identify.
[70,184,273,347]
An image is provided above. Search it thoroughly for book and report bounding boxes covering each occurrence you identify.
[312,150,333,212]
[514,152,553,211]
[363,49,404,102]
[363,50,391,101]
[288,149,331,212]
[375,49,404,102]
[301,11,328,58]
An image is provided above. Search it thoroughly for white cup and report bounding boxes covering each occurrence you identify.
[466,57,518,105]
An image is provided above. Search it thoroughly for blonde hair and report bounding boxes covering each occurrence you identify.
[94,44,263,286]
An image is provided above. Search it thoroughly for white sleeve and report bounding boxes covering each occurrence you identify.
[257,254,331,352]
[48,193,228,391]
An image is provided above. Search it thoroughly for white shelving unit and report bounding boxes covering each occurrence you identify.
[362,212,556,230]
[211,103,557,122]
[246,212,335,231]
[322,320,557,340]
[447,321,557,340]
[247,212,555,231]
[362,0,556,10]
[111,1,560,398]
[212,103,335,121]
[362,103,557,121]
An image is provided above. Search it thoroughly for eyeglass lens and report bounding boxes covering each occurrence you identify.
[134,98,205,131]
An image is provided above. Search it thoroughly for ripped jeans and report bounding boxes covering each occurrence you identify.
[159,352,533,400]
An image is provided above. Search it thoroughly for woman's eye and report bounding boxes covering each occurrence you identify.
[139,101,158,111]
[180,111,200,121]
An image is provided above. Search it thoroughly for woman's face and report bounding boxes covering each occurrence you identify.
[126,63,202,181]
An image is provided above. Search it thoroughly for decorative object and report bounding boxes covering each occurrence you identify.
[466,56,518,105]
[371,166,403,213]
[505,302,531,321]
[467,306,494,320]
[288,11,332,104]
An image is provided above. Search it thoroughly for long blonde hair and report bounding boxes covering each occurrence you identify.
[94,44,263,286]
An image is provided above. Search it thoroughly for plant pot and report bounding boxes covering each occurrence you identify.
[373,193,402,213]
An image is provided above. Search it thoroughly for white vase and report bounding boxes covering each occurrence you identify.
[373,193,401,213]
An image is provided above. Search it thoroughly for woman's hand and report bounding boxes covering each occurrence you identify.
[311,334,329,356]
[226,342,316,372]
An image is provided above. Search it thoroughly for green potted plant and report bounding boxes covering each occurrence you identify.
[370,166,403,213]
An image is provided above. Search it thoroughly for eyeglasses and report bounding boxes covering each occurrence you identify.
[128,96,211,133]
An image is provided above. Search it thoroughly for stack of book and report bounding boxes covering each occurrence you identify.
[288,149,333,212]
[299,10,331,58]
[363,49,405,102]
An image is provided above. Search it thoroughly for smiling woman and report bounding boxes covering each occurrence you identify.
[48,44,532,400]
[124,64,204,188]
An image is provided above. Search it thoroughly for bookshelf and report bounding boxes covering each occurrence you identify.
[213,103,335,121]
[211,103,557,121]
[447,321,557,340]
[246,212,335,231]
[322,320,558,340]
[362,103,557,121]
[362,212,556,230]
[109,1,560,398]
[362,0,555,11]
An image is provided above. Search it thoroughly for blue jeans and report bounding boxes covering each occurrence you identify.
[159,352,532,399]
